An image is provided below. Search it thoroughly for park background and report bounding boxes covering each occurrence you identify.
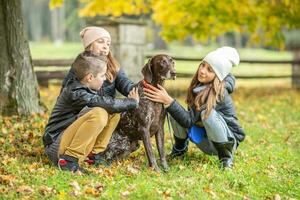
[0,0,299,199]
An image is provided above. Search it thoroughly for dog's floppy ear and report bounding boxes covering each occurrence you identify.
[141,58,153,83]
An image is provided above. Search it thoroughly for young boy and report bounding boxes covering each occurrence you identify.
[43,53,139,174]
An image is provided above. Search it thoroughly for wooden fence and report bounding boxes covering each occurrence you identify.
[33,56,300,86]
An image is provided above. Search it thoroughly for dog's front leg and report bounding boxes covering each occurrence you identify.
[139,127,160,172]
[156,128,169,171]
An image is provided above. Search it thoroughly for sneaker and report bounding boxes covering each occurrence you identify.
[85,152,110,167]
[58,155,88,174]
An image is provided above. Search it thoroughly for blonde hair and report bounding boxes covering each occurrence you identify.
[186,66,225,119]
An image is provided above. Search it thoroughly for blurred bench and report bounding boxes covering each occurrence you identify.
[33,57,300,87]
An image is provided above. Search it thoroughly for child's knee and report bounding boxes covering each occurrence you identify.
[201,109,217,126]
[88,107,108,124]
[111,113,121,123]
[105,113,120,129]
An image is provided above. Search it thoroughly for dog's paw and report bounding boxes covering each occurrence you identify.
[150,165,161,173]
[162,164,170,172]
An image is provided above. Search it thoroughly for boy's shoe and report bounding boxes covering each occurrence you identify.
[85,152,110,167]
[58,155,88,174]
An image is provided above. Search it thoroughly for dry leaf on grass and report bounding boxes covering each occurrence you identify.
[70,181,81,191]
[162,189,171,198]
[126,165,140,175]
[85,187,100,197]
[17,185,34,194]
[203,186,217,199]
[121,190,130,197]
[0,175,15,186]
[274,194,281,200]
[39,185,55,196]
[70,181,82,196]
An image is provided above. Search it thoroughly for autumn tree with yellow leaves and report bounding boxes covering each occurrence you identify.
[51,0,300,48]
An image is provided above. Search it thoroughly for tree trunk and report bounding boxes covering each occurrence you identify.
[0,0,42,116]
[292,50,300,89]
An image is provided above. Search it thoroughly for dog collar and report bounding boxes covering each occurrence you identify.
[142,79,152,89]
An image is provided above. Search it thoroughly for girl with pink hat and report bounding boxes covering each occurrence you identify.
[62,26,135,97]
[58,26,136,167]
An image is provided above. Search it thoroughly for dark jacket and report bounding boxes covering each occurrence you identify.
[43,79,138,146]
[166,75,245,142]
[62,67,135,98]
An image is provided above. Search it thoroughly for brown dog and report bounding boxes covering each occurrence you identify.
[102,54,176,171]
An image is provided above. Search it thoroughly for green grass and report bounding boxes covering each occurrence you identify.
[1,43,295,198]
[30,42,83,59]
[0,84,299,199]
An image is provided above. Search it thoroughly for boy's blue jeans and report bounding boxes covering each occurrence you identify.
[170,109,237,155]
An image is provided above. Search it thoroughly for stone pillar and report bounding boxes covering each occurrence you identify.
[91,18,146,82]
[292,50,300,89]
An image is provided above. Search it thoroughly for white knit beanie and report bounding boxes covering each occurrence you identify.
[203,46,240,81]
[79,26,111,48]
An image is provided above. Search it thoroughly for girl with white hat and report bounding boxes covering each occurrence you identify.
[144,47,245,169]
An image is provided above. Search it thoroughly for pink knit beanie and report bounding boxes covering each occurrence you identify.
[79,26,111,48]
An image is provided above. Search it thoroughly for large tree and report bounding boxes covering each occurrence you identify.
[0,0,42,116]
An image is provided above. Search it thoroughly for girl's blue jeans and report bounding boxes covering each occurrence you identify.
[169,109,237,155]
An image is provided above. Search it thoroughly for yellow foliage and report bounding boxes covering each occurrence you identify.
[49,0,64,9]
[50,0,300,48]
[79,0,151,17]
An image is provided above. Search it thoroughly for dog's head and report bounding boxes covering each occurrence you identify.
[141,54,176,84]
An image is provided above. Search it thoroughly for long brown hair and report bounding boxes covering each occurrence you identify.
[106,51,120,83]
[186,67,225,119]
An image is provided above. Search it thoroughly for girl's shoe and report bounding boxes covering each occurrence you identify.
[212,141,234,169]
[167,136,189,159]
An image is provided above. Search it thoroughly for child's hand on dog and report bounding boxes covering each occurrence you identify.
[128,87,140,104]
[143,84,174,107]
